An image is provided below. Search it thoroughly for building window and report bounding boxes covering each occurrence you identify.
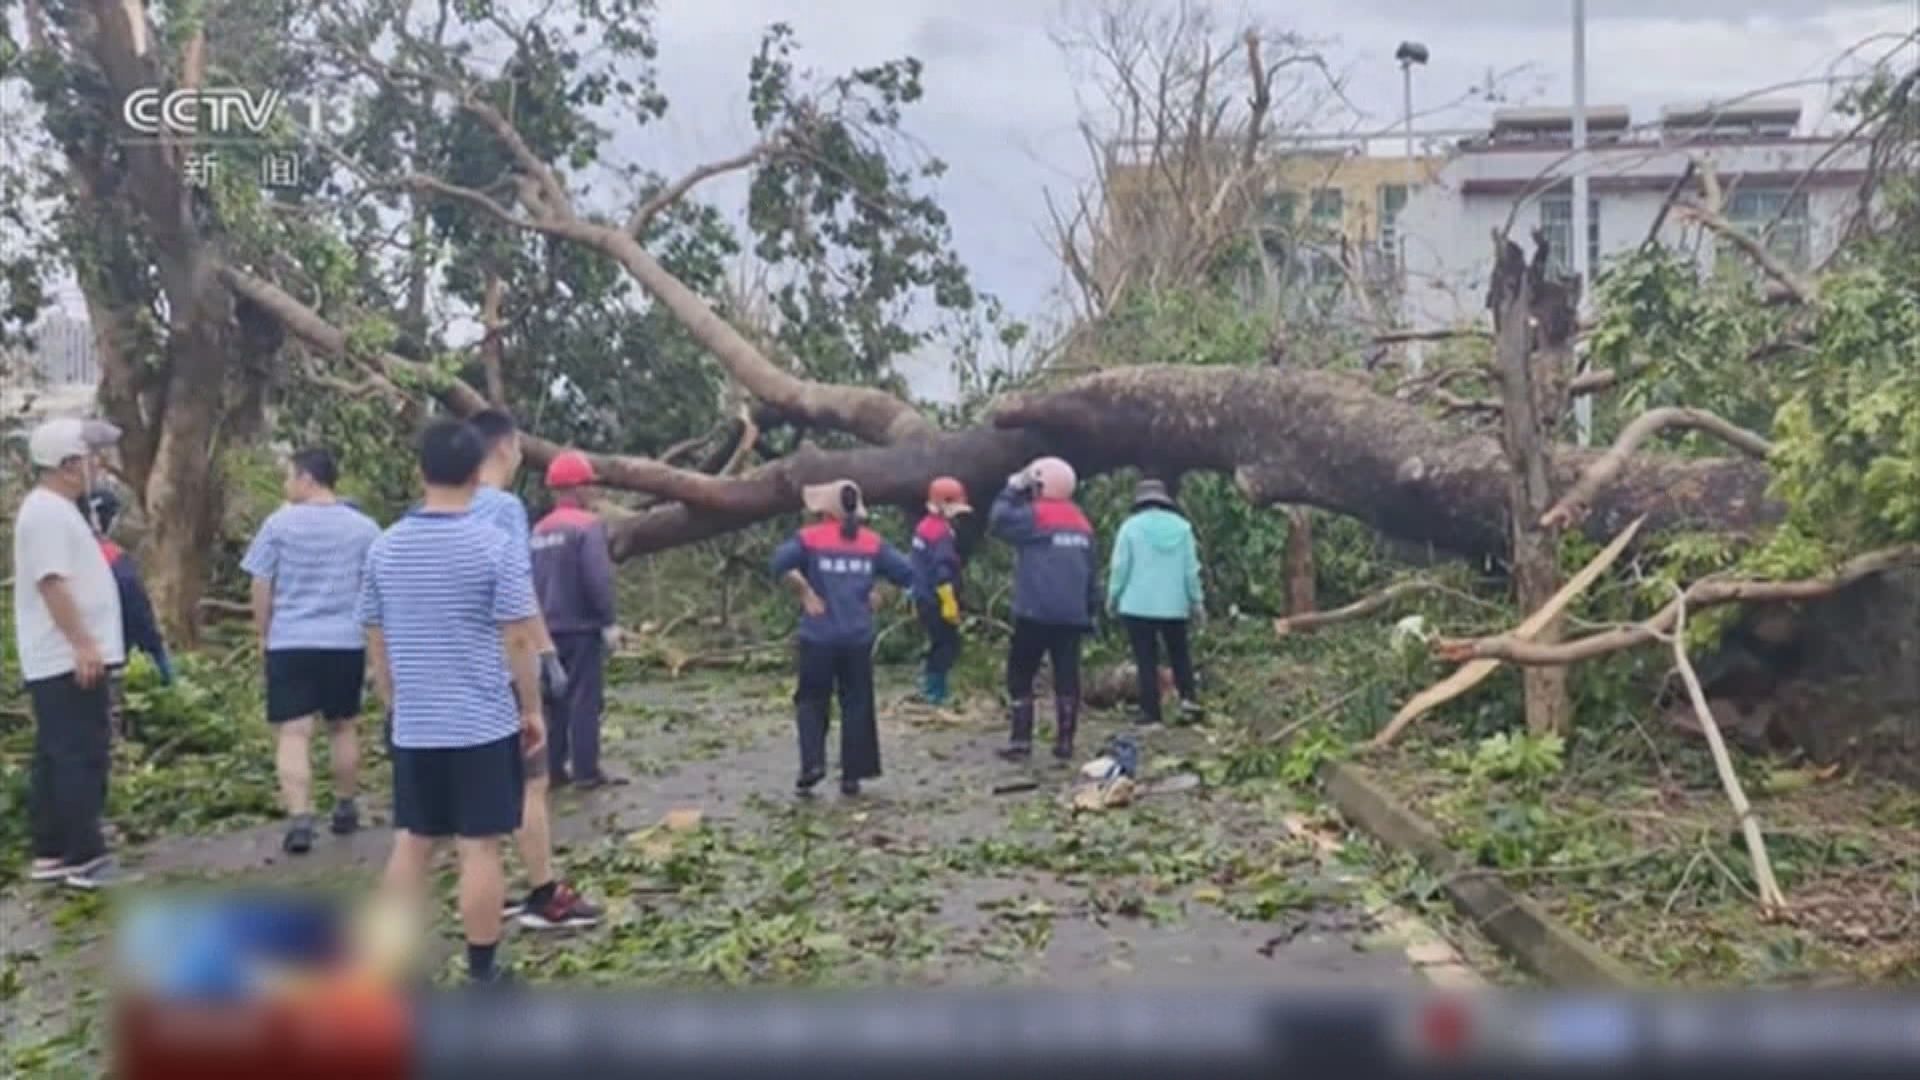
[1258,190,1298,260]
[1539,192,1600,277]
[1377,184,1408,267]
[1725,189,1809,269]
[1309,187,1343,231]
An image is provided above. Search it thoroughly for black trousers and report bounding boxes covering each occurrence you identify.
[1124,616,1196,723]
[547,631,606,781]
[27,673,112,866]
[1006,619,1082,703]
[795,641,880,781]
[916,600,961,676]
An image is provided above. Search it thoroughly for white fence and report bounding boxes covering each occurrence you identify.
[21,314,101,385]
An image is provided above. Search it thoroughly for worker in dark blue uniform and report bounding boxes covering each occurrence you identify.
[989,457,1098,762]
[909,476,970,706]
[81,488,172,685]
[770,480,913,797]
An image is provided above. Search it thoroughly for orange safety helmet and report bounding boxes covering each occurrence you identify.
[927,476,972,517]
[545,451,596,489]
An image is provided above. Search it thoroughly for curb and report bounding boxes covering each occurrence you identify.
[1320,760,1637,988]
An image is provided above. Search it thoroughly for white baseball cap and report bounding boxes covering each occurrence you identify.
[27,417,122,468]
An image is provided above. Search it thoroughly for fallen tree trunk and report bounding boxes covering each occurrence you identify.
[222,261,1782,561]
[603,366,1776,558]
[609,367,1791,558]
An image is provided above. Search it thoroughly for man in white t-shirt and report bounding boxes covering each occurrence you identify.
[13,417,132,889]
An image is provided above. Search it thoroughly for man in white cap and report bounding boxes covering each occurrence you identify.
[13,417,133,889]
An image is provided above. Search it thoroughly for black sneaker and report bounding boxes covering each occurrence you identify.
[795,769,826,796]
[502,893,528,920]
[283,823,314,855]
[996,742,1033,762]
[839,777,861,797]
[330,803,359,836]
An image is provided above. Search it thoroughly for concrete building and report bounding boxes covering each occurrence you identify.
[1398,99,1866,328]
[1255,149,1446,268]
[1,311,102,421]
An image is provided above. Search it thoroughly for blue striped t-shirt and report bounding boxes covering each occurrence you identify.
[471,485,531,547]
[241,502,382,651]
[356,509,538,749]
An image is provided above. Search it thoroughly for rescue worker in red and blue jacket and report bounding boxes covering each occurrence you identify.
[770,480,914,797]
[529,451,620,788]
[989,457,1098,762]
[909,477,970,707]
[81,488,172,685]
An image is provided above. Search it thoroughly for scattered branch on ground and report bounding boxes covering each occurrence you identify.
[1438,545,1920,667]
[1373,516,1646,749]
[1273,579,1443,637]
[1667,587,1790,915]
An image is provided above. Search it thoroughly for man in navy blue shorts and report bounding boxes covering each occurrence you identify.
[359,420,546,984]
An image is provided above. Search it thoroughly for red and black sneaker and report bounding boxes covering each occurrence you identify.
[516,881,602,930]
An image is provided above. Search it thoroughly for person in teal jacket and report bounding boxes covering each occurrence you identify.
[1106,479,1204,725]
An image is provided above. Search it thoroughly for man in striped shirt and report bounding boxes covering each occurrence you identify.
[242,448,381,855]
[467,409,601,931]
[359,420,545,984]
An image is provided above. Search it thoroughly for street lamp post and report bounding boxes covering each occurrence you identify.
[1395,41,1429,172]
[1395,41,1429,370]
[1570,0,1594,446]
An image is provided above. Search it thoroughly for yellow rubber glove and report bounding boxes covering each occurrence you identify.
[936,583,960,625]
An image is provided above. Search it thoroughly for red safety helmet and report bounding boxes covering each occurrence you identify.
[545,451,596,489]
[927,476,972,516]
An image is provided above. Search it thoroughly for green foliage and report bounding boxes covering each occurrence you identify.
[1765,266,1920,554]
[1588,247,1787,437]
[1084,285,1273,369]
[0,643,309,884]
[1453,731,1565,789]
[745,24,983,393]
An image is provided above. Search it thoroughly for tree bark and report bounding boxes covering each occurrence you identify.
[226,263,1782,567]
[73,0,255,646]
[1488,234,1571,735]
[1284,506,1316,615]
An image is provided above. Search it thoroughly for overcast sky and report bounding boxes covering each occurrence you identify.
[642,0,1916,346]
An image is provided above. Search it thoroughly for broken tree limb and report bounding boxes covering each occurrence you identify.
[626,141,778,236]
[1438,545,1920,667]
[1541,407,1774,530]
[1675,200,1815,305]
[1669,588,1789,915]
[1640,159,1698,254]
[1371,515,1646,750]
[1490,230,1574,735]
[1273,579,1440,637]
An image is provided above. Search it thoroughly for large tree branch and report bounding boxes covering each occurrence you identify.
[1676,200,1815,304]
[528,214,935,444]
[217,266,754,507]
[626,143,776,235]
[1541,406,1772,530]
[1436,545,1920,667]
[334,71,935,447]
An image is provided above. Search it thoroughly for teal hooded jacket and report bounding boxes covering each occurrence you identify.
[1106,508,1204,620]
